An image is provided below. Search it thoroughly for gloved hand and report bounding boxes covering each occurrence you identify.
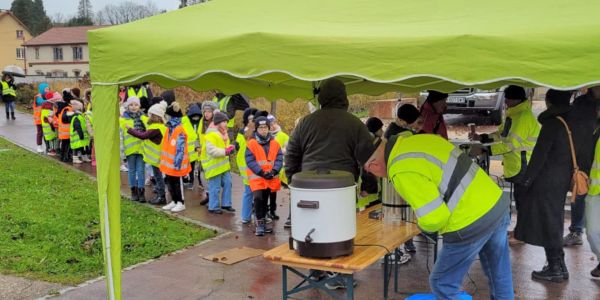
[264,171,275,179]
[257,170,266,178]
[225,145,235,155]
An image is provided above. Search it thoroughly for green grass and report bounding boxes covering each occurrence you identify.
[0,138,215,285]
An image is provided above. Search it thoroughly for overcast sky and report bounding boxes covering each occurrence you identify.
[0,0,180,18]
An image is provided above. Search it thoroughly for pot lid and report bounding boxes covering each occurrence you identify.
[290,169,355,189]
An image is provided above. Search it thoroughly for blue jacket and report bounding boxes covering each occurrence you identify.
[245,133,284,176]
[167,117,187,170]
[36,83,49,106]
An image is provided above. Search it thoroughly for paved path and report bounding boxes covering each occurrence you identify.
[1,106,600,299]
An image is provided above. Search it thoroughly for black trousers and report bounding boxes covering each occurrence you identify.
[165,175,183,204]
[254,189,271,220]
[544,247,564,261]
[60,139,71,161]
[184,161,203,187]
[268,191,277,213]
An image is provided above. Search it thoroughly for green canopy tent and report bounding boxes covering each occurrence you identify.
[88,0,600,298]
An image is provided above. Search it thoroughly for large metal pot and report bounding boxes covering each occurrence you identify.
[289,169,356,258]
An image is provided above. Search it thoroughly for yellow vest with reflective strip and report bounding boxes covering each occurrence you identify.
[70,114,89,149]
[181,116,200,162]
[236,132,249,184]
[41,109,56,141]
[85,111,93,131]
[201,130,231,179]
[215,96,235,128]
[119,115,148,156]
[143,123,166,167]
[489,100,540,179]
[388,134,502,234]
[127,87,148,99]
[1,81,16,97]
[274,131,289,184]
[589,137,600,196]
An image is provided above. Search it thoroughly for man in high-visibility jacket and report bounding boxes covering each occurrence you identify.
[245,116,283,235]
[365,134,513,299]
[202,111,235,214]
[34,83,50,153]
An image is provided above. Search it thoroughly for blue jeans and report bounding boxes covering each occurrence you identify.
[241,184,253,222]
[208,171,232,211]
[152,166,166,196]
[4,101,15,114]
[126,154,145,188]
[569,194,586,233]
[430,213,513,300]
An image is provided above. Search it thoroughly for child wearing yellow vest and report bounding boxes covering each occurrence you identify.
[120,97,148,203]
[203,111,235,214]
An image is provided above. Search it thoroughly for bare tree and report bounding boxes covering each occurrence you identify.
[78,0,93,19]
[95,1,160,25]
[179,0,209,8]
[51,12,67,25]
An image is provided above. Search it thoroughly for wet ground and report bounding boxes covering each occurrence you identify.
[2,105,600,300]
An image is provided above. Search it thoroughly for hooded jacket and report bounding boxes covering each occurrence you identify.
[285,79,374,181]
[187,103,203,128]
[36,83,49,106]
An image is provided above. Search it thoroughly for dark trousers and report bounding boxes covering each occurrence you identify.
[165,175,183,204]
[59,139,71,161]
[73,146,89,156]
[36,124,43,146]
[268,191,277,213]
[254,189,271,220]
[569,194,586,234]
[544,247,564,261]
[185,161,203,187]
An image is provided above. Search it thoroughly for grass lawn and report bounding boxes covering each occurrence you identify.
[0,137,216,285]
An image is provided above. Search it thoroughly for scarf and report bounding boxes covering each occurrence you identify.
[128,111,146,131]
[208,123,229,143]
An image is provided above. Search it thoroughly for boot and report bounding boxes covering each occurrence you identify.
[255,219,265,236]
[138,188,146,203]
[560,253,569,280]
[5,112,9,120]
[150,194,166,205]
[265,219,274,234]
[130,187,139,202]
[532,258,567,283]
[200,193,209,205]
[11,112,15,120]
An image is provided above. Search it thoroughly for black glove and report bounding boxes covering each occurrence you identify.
[257,170,266,178]
[264,171,274,179]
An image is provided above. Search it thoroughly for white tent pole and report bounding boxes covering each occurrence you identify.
[103,195,116,300]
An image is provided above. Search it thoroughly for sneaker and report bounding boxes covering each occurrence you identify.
[221,206,236,212]
[81,155,91,162]
[73,156,83,164]
[242,219,251,225]
[162,202,176,211]
[145,177,152,186]
[120,164,128,172]
[255,219,266,236]
[267,211,280,220]
[324,273,358,290]
[171,202,186,212]
[186,183,194,190]
[265,216,273,224]
[380,252,411,265]
[36,145,44,153]
[404,240,416,253]
[563,232,583,246]
[591,263,600,278]
[208,209,223,214]
[47,150,56,156]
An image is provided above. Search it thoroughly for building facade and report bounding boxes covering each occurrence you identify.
[0,10,32,72]
[23,26,104,78]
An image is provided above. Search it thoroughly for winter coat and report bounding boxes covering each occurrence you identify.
[36,83,49,106]
[514,105,573,248]
[567,92,600,174]
[245,133,284,176]
[285,93,375,182]
[420,102,448,139]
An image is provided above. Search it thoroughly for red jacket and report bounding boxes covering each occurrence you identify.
[420,102,448,140]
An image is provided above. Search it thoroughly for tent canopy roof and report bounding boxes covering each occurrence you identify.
[88,0,600,100]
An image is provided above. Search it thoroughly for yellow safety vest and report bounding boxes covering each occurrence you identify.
[589,137,600,196]
[387,134,504,235]
[70,114,90,149]
[119,115,148,156]
[215,96,235,128]
[181,116,200,162]
[200,130,231,179]
[41,109,56,141]
[143,123,166,167]
[127,87,148,99]
[489,100,540,179]
[1,81,16,97]
[84,111,93,131]
[274,131,290,184]
[236,132,249,184]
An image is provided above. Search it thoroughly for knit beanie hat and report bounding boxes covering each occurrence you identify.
[166,101,183,118]
[71,87,81,99]
[254,116,271,130]
[213,111,229,125]
[201,101,219,113]
[254,110,269,119]
[62,88,74,102]
[71,100,84,112]
[546,89,572,107]
[125,96,141,108]
[504,85,527,101]
[365,117,383,134]
[243,108,259,125]
[148,101,168,122]
[161,90,176,105]
[397,104,420,124]
[426,90,449,104]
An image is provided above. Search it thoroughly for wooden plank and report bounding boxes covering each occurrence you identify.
[263,205,421,272]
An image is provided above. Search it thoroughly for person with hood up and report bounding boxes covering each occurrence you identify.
[196,100,219,205]
[203,111,235,214]
[120,96,148,203]
[69,100,90,164]
[33,83,50,153]
[236,107,258,224]
[420,90,449,139]
[127,101,168,205]
[284,78,375,289]
[41,92,61,156]
[160,102,191,213]
[245,116,284,236]
[265,114,288,221]
[514,89,574,283]
[1,73,17,120]
[181,103,202,190]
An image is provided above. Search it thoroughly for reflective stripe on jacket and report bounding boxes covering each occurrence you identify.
[33,95,42,125]
[127,87,148,99]
[246,138,282,192]
[200,130,231,179]
[387,134,506,242]
[159,125,191,176]
[119,115,147,156]
[1,81,16,97]
[143,123,166,167]
[181,116,200,162]
[70,114,89,149]
[216,96,235,128]
[41,109,56,141]
[58,107,73,140]
[236,132,249,185]
[589,137,600,196]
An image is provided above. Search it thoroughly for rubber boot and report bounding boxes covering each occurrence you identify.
[131,187,139,202]
[11,112,15,120]
[255,219,265,236]
[532,258,567,283]
[138,188,146,203]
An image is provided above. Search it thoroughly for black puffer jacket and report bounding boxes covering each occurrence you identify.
[285,80,375,181]
[567,91,600,174]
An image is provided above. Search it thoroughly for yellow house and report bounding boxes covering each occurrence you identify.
[0,10,32,72]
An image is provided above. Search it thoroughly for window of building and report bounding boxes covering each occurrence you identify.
[50,70,67,78]
[73,70,81,78]
[16,48,25,59]
[16,30,24,39]
[72,46,83,60]
[35,70,44,76]
[35,48,40,60]
[53,47,63,61]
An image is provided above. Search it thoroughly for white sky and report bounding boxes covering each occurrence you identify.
[0,0,180,18]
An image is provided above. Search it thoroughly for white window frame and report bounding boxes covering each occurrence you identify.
[53,47,63,61]
[16,47,25,59]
